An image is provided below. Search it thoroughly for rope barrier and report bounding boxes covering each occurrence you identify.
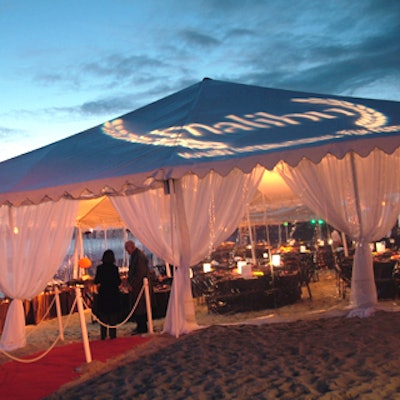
[0,296,78,363]
[59,296,79,332]
[0,279,153,364]
[25,294,57,339]
[0,334,62,363]
[84,285,146,329]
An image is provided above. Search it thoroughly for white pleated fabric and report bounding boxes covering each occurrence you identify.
[0,199,78,350]
[111,167,264,336]
[277,148,400,315]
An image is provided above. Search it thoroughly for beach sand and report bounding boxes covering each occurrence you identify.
[2,270,400,399]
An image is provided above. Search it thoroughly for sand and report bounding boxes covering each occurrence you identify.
[2,270,400,399]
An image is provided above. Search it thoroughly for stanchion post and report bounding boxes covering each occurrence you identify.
[74,286,92,363]
[144,278,154,334]
[54,286,64,341]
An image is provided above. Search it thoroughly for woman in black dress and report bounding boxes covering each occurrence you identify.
[94,249,121,339]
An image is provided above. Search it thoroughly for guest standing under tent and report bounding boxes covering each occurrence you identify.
[124,240,153,334]
[94,249,121,340]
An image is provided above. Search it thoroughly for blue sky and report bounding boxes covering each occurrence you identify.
[1,0,399,161]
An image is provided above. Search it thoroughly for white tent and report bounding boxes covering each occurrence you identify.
[1,78,400,350]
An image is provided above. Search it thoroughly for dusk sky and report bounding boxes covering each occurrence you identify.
[1,0,399,162]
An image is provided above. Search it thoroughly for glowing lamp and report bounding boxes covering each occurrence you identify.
[376,241,386,253]
[237,261,253,279]
[241,264,253,279]
[78,257,92,269]
[271,254,281,267]
[300,245,307,253]
[237,260,247,274]
[203,262,212,273]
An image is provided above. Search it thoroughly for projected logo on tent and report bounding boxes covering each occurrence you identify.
[102,98,399,159]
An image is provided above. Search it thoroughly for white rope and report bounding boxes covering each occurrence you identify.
[0,296,78,363]
[0,283,148,363]
[25,294,57,339]
[85,285,146,329]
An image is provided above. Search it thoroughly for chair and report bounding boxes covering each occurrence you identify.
[205,276,276,314]
[300,252,319,281]
[373,260,397,299]
[298,260,313,300]
[334,255,352,299]
[282,253,312,300]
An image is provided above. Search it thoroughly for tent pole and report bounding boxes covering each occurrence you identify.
[262,197,272,263]
[246,208,256,265]
[123,228,128,266]
[165,262,172,278]
[168,178,179,338]
[278,224,282,247]
[72,227,79,279]
[265,225,270,244]
[341,232,349,257]
[72,225,84,279]
[266,226,272,263]
[350,151,364,240]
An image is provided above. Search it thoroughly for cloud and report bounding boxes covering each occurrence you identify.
[179,29,221,48]
[285,23,400,98]
[47,95,136,117]
[228,4,400,100]
[4,0,400,143]
[0,125,26,141]
[224,28,256,40]
[28,0,400,110]
[78,97,135,116]
[82,54,167,80]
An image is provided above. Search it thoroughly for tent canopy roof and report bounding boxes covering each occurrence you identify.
[1,78,400,206]
[76,196,125,230]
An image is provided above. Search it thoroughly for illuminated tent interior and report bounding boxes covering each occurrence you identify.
[75,171,314,230]
[77,196,125,230]
[1,78,400,351]
[247,169,315,225]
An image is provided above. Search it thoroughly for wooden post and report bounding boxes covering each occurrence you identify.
[75,286,92,363]
[54,286,64,341]
[144,278,154,334]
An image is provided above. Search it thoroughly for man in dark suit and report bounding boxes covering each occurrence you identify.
[124,240,151,334]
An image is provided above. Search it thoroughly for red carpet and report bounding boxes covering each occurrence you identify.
[0,335,151,400]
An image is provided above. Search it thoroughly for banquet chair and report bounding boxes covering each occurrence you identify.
[282,253,312,300]
[373,260,397,299]
[299,253,319,282]
[334,253,353,299]
[298,261,313,300]
[281,253,301,273]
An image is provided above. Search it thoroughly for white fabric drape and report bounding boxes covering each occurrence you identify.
[277,148,400,315]
[0,199,79,350]
[111,167,264,336]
